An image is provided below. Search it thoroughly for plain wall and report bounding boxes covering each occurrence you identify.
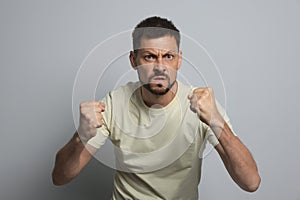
[0,0,299,199]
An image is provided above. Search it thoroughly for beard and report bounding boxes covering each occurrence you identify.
[142,72,176,95]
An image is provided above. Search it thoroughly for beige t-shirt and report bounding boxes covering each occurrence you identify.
[88,81,234,200]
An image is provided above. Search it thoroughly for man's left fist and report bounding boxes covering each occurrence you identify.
[188,87,223,126]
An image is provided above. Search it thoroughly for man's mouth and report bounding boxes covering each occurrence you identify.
[152,76,166,81]
[151,76,166,86]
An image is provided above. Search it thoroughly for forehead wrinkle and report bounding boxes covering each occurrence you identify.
[139,48,178,56]
[139,36,178,52]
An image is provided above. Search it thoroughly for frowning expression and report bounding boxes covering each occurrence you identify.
[130,35,182,95]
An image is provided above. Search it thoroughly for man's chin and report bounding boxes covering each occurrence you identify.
[144,84,170,95]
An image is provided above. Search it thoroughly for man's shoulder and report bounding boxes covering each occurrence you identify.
[112,81,140,94]
[177,81,194,97]
[103,81,140,100]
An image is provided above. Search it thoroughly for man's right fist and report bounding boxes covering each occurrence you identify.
[77,101,105,143]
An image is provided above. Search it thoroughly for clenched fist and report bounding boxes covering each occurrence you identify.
[188,87,224,127]
[77,101,105,143]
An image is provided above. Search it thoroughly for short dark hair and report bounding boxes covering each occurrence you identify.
[132,16,181,51]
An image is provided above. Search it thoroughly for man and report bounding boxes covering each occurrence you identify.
[52,16,260,199]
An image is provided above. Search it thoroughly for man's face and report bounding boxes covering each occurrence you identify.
[130,35,182,95]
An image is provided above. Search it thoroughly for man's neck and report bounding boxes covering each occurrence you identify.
[141,81,178,108]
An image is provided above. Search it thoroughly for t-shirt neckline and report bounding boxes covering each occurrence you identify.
[137,81,182,113]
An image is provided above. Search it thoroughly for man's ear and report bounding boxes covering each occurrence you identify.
[129,51,137,70]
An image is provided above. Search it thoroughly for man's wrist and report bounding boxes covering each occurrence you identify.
[209,113,225,128]
[209,116,226,138]
[74,131,89,144]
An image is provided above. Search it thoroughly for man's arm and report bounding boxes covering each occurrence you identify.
[52,101,105,185]
[188,87,261,192]
[212,123,260,192]
[52,132,96,185]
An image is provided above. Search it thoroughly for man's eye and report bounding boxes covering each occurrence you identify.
[144,55,156,61]
[165,54,174,60]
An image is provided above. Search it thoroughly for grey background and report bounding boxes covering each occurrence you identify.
[0,0,299,199]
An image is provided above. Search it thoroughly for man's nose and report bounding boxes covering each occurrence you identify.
[154,64,166,72]
[154,57,166,72]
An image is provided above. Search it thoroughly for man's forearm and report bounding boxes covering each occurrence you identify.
[52,132,90,185]
[212,122,261,192]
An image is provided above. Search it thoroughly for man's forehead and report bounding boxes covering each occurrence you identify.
[137,36,178,52]
[138,48,178,54]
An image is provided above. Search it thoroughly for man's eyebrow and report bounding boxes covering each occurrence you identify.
[140,50,155,54]
[164,50,177,54]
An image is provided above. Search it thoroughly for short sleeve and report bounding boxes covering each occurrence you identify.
[87,126,109,149]
[87,93,112,149]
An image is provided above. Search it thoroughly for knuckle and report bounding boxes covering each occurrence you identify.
[197,101,202,107]
[92,106,99,112]
[80,107,88,113]
[80,102,85,108]
[85,113,91,119]
[99,103,105,110]
[194,88,201,93]
[82,100,92,105]
[92,100,99,105]
[80,107,84,113]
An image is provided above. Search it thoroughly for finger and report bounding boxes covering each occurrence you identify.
[92,101,105,107]
[88,114,102,128]
[84,102,105,111]
[80,101,91,106]
[189,95,198,111]
[81,100,98,106]
[189,102,201,116]
[95,113,103,127]
[194,92,209,101]
[86,101,102,107]
[189,105,197,113]
[195,106,201,116]
[92,106,105,113]
[91,101,105,110]
[189,93,198,104]
[98,102,105,111]
[99,102,105,107]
